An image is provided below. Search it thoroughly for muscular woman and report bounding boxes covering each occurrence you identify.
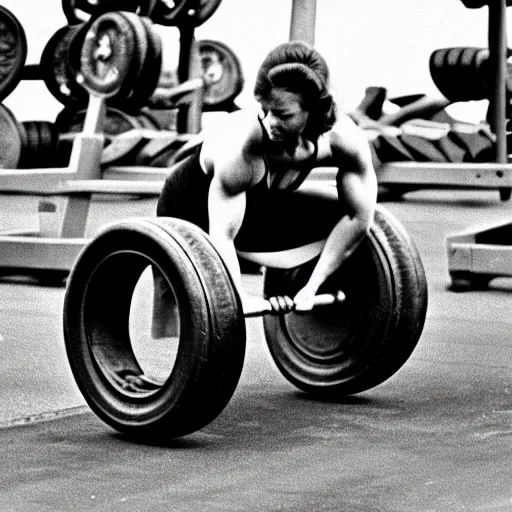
[154,41,377,333]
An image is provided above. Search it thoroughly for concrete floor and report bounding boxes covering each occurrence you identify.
[0,188,511,511]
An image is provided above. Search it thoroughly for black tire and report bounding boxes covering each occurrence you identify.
[64,217,245,439]
[262,204,428,397]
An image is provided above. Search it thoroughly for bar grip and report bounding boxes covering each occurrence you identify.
[244,290,345,318]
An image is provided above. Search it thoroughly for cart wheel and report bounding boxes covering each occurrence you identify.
[499,187,511,201]
[449,271,493,291]
[64,217,245,439]
[263,204,428,397]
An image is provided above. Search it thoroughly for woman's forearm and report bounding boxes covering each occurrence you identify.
[305,215,369,292]
[209,234,244,295]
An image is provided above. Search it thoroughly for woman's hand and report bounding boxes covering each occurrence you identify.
[241,293,294,317]
[267,295,294,314]
[292,286,319,313]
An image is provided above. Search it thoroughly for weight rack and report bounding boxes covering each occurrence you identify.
[0,1,208,281]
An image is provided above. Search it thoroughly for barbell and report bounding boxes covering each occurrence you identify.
[63,206,427,440]
[243,290,346,318]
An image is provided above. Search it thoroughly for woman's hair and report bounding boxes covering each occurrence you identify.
[254,41,337,138]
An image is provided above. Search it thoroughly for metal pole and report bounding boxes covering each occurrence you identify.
[177,25,203,135]
[289,0,317,44]
[487,0,508,163]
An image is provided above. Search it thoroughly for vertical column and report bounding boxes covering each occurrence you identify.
[289,0,317,45]
[487,0,508,163]
[177,25,203,134]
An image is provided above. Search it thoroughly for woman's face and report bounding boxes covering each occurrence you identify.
[259,88,309,143]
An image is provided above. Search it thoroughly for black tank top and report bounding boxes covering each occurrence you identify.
[252,115,319,194]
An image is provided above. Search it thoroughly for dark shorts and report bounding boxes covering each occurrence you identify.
[157,153,345,253]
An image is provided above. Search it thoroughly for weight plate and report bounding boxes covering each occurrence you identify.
[62,0,89,25]
[19,121,38,169]
[120,16,162,111]
[150,0,191,26]
[79,12,137,97]
[192,0,223,26]
[0,103,26,169]
[0,5,27,102]
[109,11,151,107]
[151,0,222,27]
[37,121,58,168]
[19,121,57,169]
[41,25,90,108]
[63,0,158,25]
[198,39,244,108]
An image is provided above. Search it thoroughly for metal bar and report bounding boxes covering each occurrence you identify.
[176,26,203,134]
[377,162,512,188]
[0,170,78,194]
[487,0,508,163]
[0,237,86,272]
[244,291,345,318]
[448,242,512,276]
[289,0,317,44]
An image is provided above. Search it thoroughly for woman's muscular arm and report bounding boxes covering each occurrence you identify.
[294,113,377,311]
[203,112,270,313]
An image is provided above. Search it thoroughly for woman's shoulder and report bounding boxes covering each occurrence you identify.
[200,107,267,185]
[203,106,264,153]
[323,111,371,156]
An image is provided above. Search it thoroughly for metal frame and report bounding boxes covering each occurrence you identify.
[445,0,512,289]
